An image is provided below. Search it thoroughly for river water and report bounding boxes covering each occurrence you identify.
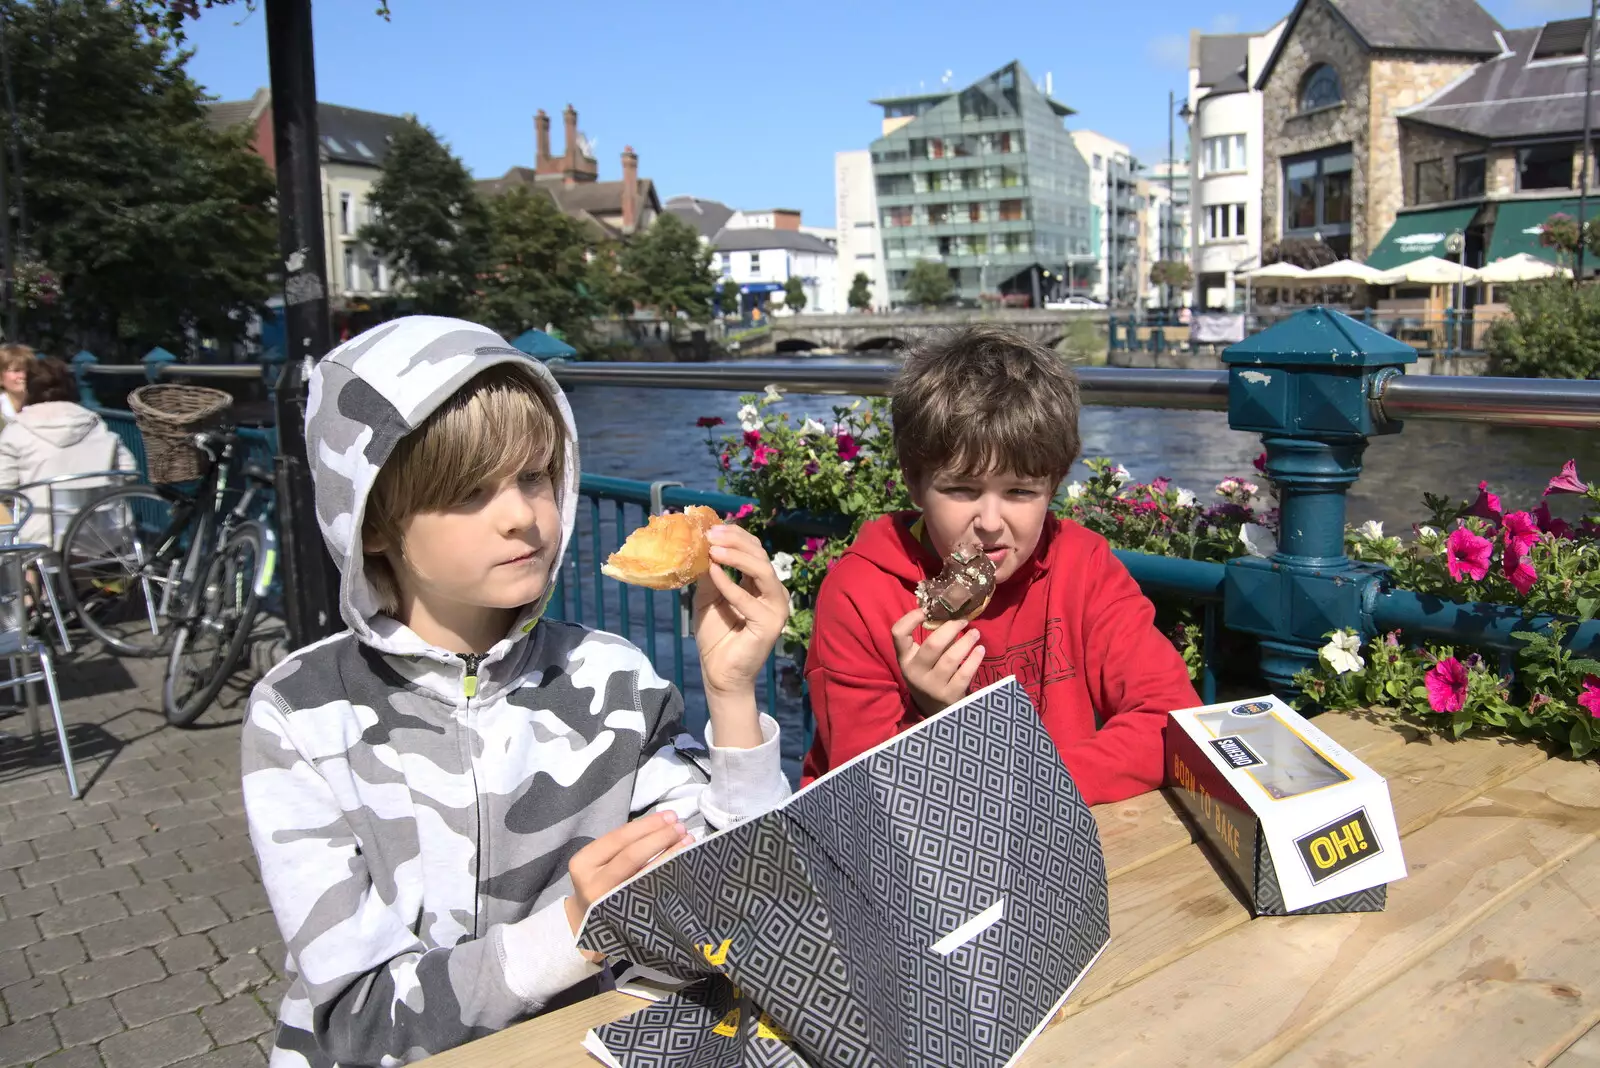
[564,355,1600,529]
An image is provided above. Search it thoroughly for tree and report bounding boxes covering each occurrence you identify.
[782,275,808,314]
[1150,260,1193,289]
[1,0,278,355]
[848,271,872,311]
[904,259,953,308]
[718,277,742,319]
[618,213,717,323]
[1486,278,1600,379]
[124,1,392,42]
[360,118,488,318]
[472,186,602,345]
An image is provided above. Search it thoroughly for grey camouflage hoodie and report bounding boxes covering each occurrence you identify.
[240,317,788,1067]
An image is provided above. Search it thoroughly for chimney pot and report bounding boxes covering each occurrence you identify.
[535,109,551,167]
[621,146,639,233]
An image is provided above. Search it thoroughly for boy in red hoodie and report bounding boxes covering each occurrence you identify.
[801,325,1199,805]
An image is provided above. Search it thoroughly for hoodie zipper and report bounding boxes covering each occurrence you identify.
[462,653,487,698]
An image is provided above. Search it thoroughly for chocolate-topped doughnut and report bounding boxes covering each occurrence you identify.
[915,546,996,623]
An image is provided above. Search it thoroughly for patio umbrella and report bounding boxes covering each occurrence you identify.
[1300,259,1387,284]
[510,328,578,360]
[1375,256,1480,286]
[1241,262,1310,281]
[1475,253,1571,284]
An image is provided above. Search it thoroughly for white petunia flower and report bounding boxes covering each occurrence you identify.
[1175,488,1197,508]
[1240,522,1278,559]
[1112,464,1132,486]
[801,418,827,436]
[738,403,762,432]
[763,384,784,404]
[840,461,855,473]
[1417,525,1440,541]
[1358,520,1384,540]
[770,552,795,582]
[1066,482,1085,499]
[1319,630,1366,675]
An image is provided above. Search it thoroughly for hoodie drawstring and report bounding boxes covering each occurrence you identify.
[462,653,486,698]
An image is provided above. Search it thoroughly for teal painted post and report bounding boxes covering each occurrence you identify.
[261,345,286,403]
[143,346,177,383]
[1220,307,1417,699]
[70,350,99,407]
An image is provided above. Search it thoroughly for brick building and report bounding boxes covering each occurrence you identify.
[477,105,661,239]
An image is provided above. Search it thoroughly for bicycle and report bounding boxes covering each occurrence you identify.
[58,428,278,726]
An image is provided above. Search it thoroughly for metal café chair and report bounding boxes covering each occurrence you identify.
[0,540,77,797]
[13,470,143,652]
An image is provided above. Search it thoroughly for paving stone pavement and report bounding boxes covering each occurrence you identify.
[0,640,286,1068]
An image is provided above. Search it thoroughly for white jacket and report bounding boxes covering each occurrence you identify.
[0,401,137,547]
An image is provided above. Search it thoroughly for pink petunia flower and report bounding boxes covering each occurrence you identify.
[718,451,731,470]
[696,416,724,428]
[803,461,820,476]
[1545,459,1586,497]
[743,429,762,449]
[1500,513,1540,595]
[1533,501,1574,539]
[1502,511,1540,554]
[1150,477,1171,493]
[1580,676,1600,719]
[1463,481,1503,526]
[1252,452,1267,473]
[1446,527,1494,582]
[728,503,756,521]
[751,444,780,468]
[1425,657,1470,713]
[836,433,861,462]
[800,536,826,562]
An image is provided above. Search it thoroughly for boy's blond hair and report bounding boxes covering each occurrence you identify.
[891,325,1081,490]
[362,363,567,614]
[0,343,34,373]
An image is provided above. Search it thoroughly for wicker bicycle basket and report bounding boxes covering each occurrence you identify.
[128,384,234,483]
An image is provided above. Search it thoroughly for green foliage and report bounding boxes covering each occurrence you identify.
[124,1,392,42]
[1485,278,1600,379]
[847,271,872,311]
[472,187,602,345]
[903,259,953,308]
[360,117,489,318]
[0,0,278,354]
[718,277,742,318]
[618,213,717,323]
[782,275,807,314]
[1150,260,1193,289]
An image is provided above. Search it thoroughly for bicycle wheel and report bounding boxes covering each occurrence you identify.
[59,484,186,656]
[164,523,264,727]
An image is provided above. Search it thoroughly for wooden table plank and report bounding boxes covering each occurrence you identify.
[1553,1023,1600,1067]
[1022,757,1600,1067]
[425,991,643,1068]
[1060,722,1550,1014]
[1272,837,1600,1068]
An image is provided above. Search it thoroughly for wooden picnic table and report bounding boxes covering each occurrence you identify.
[427,710,1600,1067]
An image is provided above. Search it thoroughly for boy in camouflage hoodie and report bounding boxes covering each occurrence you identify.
[241,317,792,1067]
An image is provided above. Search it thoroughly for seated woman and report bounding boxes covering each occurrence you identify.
[0,344,32,425]
[0,356,136,547]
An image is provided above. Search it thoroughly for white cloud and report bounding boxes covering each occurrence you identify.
[1146,33,1189,69]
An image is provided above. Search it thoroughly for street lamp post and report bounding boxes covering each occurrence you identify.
[1578,0,1598,280]
[1445,229,1466,357]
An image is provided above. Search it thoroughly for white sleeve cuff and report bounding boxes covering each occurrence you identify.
[496,898,604,1006]
[699,713,791,830]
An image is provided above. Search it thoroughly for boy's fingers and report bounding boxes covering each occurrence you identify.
[577,812,679,868]
[932,629,982,677]
[605,824,692,882]
[913,619,970,664]
[953,641,987,689]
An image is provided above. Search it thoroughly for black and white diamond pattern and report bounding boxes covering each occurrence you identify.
[580,679,1111,1068]
[1254,839,1388,916]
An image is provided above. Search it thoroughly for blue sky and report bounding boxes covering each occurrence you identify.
[183,0,1591,229]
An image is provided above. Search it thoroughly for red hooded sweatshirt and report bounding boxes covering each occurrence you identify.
[800,512,1199,805]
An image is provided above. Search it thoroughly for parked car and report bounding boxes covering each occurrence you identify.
[1045,296,1108,311]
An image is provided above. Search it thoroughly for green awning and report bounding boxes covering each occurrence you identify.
[1486,197,1584,265]
[1365,205,1482,270]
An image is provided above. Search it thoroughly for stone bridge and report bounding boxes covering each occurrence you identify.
[740,309,1108,355]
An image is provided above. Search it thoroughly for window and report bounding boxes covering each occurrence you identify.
[1093,153,1103,170]
[1203,134,1247,175]
[343,246,358,292]
[1412,159,1447,205]
[720,253,731,274]
[375,260,388,291]
[1204,204,1248,241]
[1455,154,1487,199]
[749,252,761,274]
[998,199,1026,222]
[1299,64,1343,112]
[1533,17,1590,60]
[926,204,950,225]
[883,206,913,228]
[875,174,912,196]
[855,252,876,260]
[1283,146,1353,256]
[339,192,353,236]
[1518,142,1576,191]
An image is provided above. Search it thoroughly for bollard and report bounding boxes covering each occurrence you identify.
[1220,307,1417,699]
[70,350,98,407]
[142,346,178,383]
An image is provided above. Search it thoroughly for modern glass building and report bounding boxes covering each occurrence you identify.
[869,62,1095,307]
